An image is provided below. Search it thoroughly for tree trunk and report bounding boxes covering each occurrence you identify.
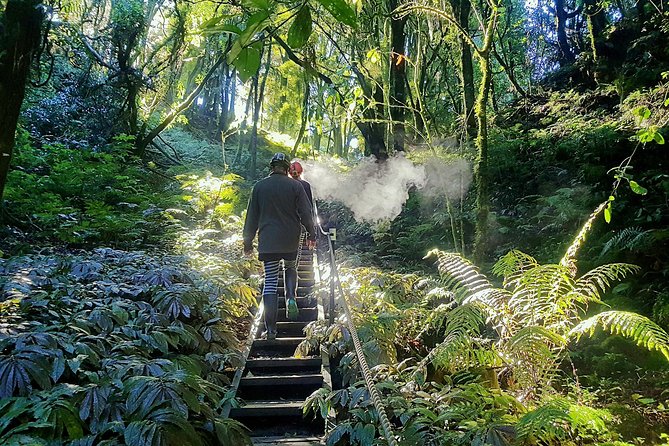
[585,0,607,64]
[291,79,310,158]
[0,0,45,205]
[136,56,224,156]
[472,52,493,262]
[389,0,407,152]
[249,77,260,177]
[453,0,476,136]
[555,0,576,66]
[249,43,271,178]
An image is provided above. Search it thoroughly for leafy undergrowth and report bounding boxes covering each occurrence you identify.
[0,136,263,445]
[302,208,669,445]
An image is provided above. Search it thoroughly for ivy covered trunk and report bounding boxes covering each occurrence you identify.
[472,54,492,262]
[451,0,476,136]
[0,0,45,205]
[472,2,498,262]
[389,0,407,152]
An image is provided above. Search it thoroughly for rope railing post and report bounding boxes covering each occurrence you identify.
[325,236,399,446]
[328,227,336,326]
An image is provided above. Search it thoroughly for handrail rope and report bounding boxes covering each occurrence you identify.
[323,234,399,446]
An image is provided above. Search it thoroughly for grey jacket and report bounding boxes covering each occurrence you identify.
[243,173,315,254]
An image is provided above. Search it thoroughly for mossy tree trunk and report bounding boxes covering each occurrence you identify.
[450,0,476,137]
[471,3,498,263]
[389,0,407,152]
[0,0,45,205]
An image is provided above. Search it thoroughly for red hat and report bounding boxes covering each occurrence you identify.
[290,161,303,177]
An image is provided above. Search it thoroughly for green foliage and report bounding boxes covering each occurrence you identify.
[309,201,669,445]
[516,397,612,444]
[314,0,357,28]
[287,6,313,49]
[570,311,669,360]
[0,228,257,445]
[3,139,179,249]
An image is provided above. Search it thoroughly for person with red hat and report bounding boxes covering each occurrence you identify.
[289,160,313,207]
[243,153,316,339]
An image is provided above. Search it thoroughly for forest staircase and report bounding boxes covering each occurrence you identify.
[230,244,325,445]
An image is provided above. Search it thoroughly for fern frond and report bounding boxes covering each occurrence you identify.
[419,302,458,339]
[601,227,657,255]
[418,303,498,373]
[507,265,575,327]
[569,311,669,361]
[493,250,539,288]
[505,326,566,392]
[443,303,487,337]
[509,326,566,352]
[516,398,571,442]
[517,398,611,442]
[560,201,608,276]
[426,250,493,303]
[572,263,640,302]
[431,333,501,372]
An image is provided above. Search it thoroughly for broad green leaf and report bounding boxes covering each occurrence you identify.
[315,0,357,28]
[366,48,380,63]
[604,203,612,223]
[227,11,270,65]
[287,6,313,49]
[199,15,226,29]
[637,129,653,143]
[202,24,243,36]
[234,44,262,83]
[629,180,648,195]
[633,106,651,120]
[242,0,273,11]
[654,131,665,145]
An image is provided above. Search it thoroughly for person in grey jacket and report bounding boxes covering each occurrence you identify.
[243,153,316,339]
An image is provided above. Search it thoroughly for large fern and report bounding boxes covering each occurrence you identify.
[516,397,611,443]
[425,244,669,398]
[569,311,669,360]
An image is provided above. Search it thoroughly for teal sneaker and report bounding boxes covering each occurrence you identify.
[286,298,299,320]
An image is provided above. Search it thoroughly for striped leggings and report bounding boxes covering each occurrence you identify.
[262,259,296,296]
[262,228,305,296]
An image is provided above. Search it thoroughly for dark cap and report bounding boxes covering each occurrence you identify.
[270,152,290,169]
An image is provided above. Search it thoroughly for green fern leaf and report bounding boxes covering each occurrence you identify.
[426,250,493,302]
[569,311,669,361]
[492,250,538,288]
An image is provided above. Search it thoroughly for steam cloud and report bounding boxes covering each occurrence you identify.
[302,153,472,223]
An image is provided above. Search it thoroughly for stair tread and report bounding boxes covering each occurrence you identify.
[253,436,322,445]
[239,400,304,408]
[253,337,305,344]
[242,373,322,381]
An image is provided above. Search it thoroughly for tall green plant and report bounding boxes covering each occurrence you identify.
[426,202,669,399]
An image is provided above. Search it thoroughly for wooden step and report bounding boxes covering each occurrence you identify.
[277,307,317,322]
[253,436,323,446]
[277,297,313,308]
[238,374,323,399]
[231,400,303,418]
[276,321,310,337]
[250,337,304,357]
[232,401,324,437]
[241,373,323,386]
[246,357,321,375]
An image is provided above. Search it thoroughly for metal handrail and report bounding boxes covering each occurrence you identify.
[314,201,399,446]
